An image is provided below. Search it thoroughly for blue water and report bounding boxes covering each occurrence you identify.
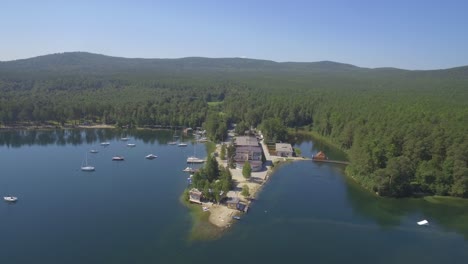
[1,129,467,264]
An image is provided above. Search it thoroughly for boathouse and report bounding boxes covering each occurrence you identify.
[189,188,203,204]
[275,143,293,157]
[313,151,327,160]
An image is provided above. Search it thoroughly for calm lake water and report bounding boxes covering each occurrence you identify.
[1,129,467,264]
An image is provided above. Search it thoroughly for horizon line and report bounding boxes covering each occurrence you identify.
[1,51,467,71]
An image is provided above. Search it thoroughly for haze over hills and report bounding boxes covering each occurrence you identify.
[1,52,467,81]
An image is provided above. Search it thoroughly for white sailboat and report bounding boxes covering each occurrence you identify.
[187,143,205,163]
[178,133,188,147]
[81,153,95,171]
[187,156,205,163]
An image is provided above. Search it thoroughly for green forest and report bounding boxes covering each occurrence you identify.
[1,52,467,198]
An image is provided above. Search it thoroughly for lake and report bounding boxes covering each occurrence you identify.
[1,129,467,264]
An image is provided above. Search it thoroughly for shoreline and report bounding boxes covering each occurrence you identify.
[195,138,309,230]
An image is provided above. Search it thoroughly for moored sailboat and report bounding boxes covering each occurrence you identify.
[81,153,95,171]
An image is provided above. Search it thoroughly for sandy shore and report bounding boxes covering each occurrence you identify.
[77,124,115,129]
[202,202,238,227]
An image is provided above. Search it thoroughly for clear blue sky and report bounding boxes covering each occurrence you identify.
[1,0,467,69]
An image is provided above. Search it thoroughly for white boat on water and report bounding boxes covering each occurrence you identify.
[90,149,98,153]
[202,206,209,212]
[81,166,95,171]
[81,153,95,171]
[145,154,158,159]
[100,142,110,146]
[187,156,205,163]
[121,137,129,141]
[127,143,136,147]
[168,141,177,145]
[4,196,18,202]
[197,137,208,142]
[417,220,429,226]
[112,156,125,161]
[178,143,188,147]
[183,167,195,173]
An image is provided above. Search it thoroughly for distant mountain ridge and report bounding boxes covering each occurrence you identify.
[0,52,363,73]
[0,52,467,77]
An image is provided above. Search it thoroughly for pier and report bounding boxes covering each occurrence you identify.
[312,159,350,165]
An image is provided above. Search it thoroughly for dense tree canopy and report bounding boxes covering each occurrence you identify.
[1,52,467,198]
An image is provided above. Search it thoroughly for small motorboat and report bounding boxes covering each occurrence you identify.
[178,143,188,147]
[202,206,209,212]
[112,156,125,161]
[121,137,129,141]
[168,141,177,145]
[127,143,136,147]
[232,216,241,220]
[4,196,18,202]
[145,154,158,159]
[417,219,429,226]
[100,142,110,146]
[90,149,99,153]
[183,167,195,173]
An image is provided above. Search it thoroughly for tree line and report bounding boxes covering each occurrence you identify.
[1,62,467,198]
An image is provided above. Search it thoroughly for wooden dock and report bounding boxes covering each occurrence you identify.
[312,159,350,165]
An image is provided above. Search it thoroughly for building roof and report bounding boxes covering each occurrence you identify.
[234,160,263,167]
[227,197,240,204]
[235,136,259,147]
[236,146,263,153]
[189,188,202,195]
[275,143,293,153]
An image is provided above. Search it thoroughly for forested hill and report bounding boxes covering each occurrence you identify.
[1,52,467,198]
[0,52,365,74]
[2,52,467,79]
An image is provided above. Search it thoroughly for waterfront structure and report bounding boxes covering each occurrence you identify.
[313,151,327,160]
[189,188,203,204]
[275,143,293,157]
[234,136,259,147]
[234,136,263,172]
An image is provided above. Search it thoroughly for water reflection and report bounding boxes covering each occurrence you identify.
[289,132,348,161]
[0,129,191,148]
[344,173,468,238]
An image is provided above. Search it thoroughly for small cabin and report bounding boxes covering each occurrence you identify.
[313,151,327,160]
[189,188,203,204]
[275,143,293,157]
